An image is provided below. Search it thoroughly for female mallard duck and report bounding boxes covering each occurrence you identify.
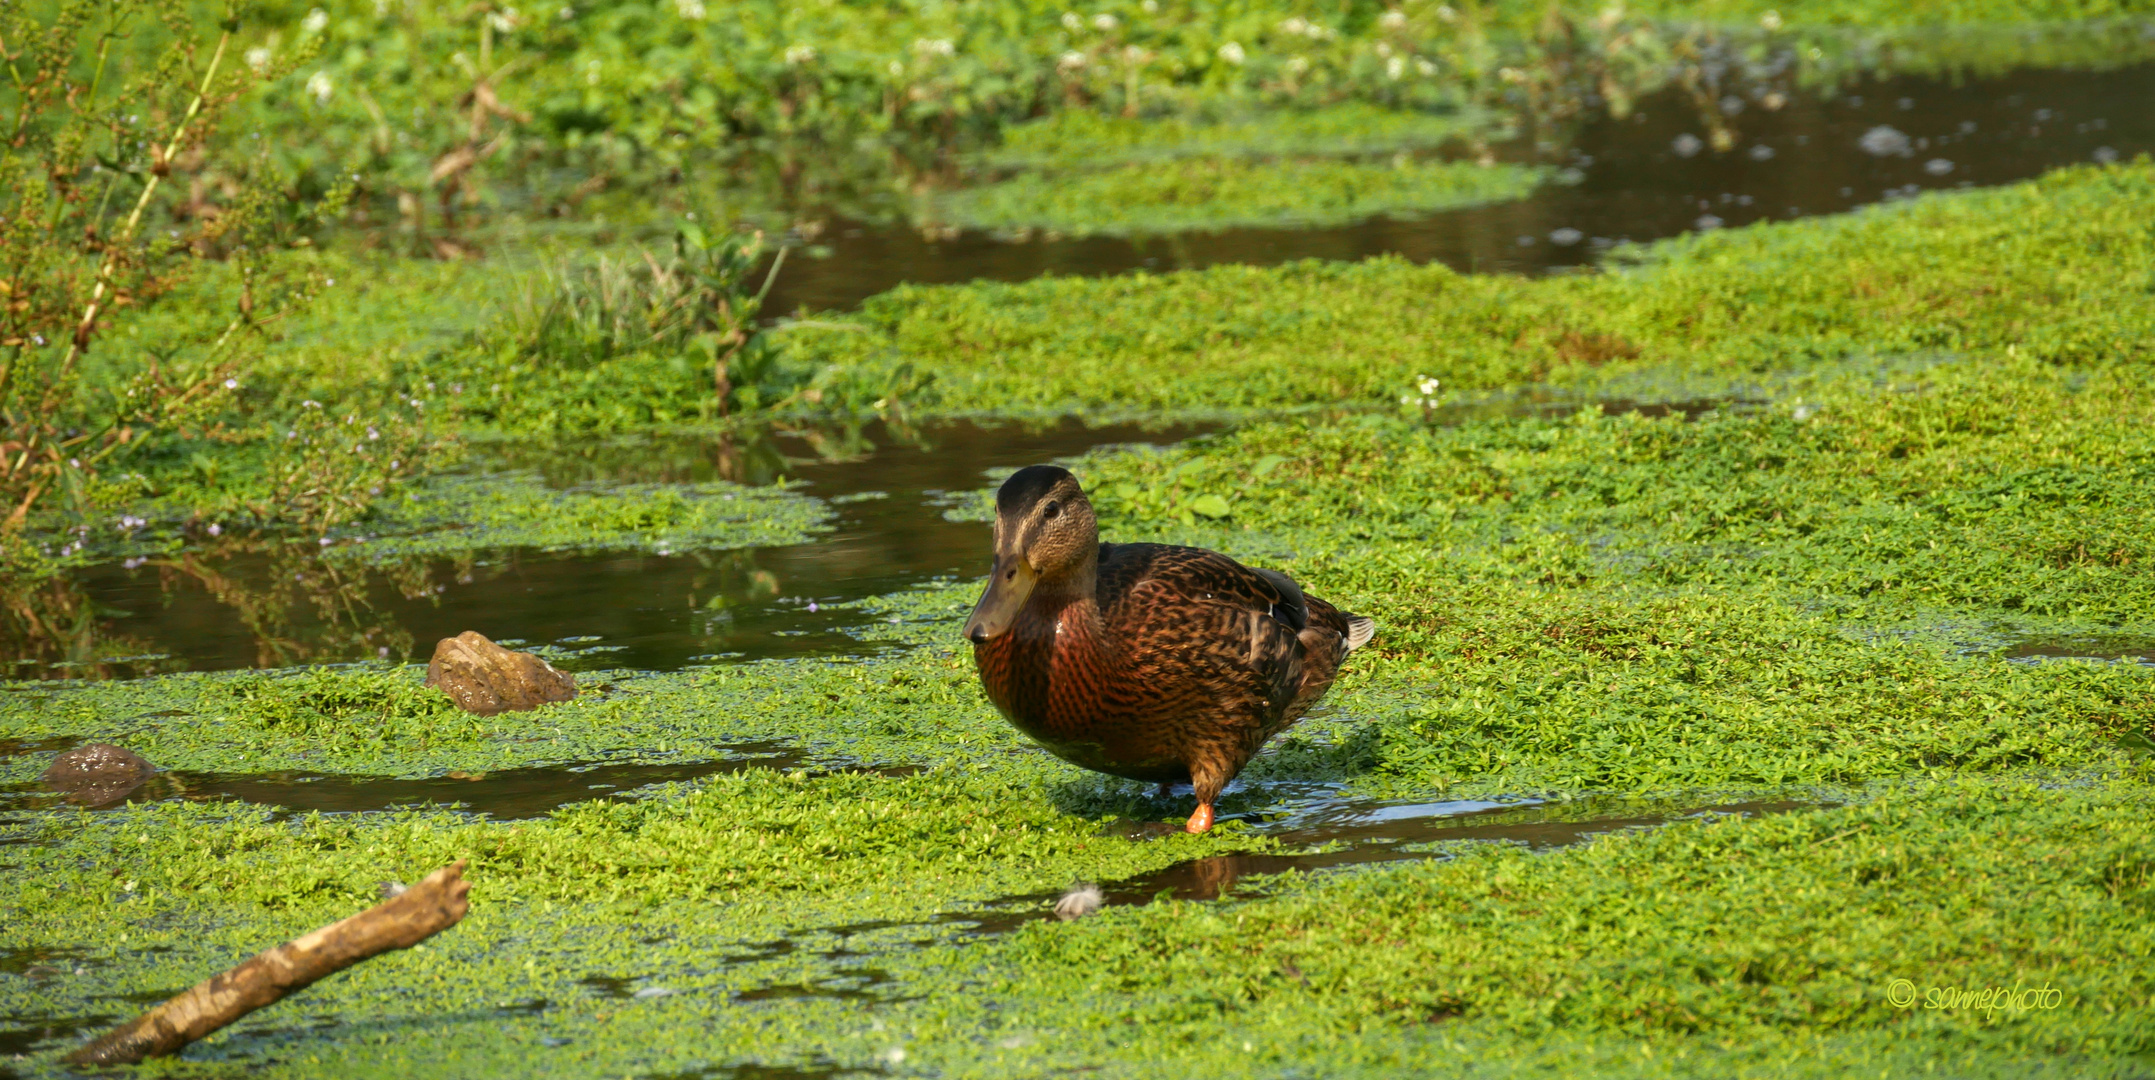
[964,465,1375,833]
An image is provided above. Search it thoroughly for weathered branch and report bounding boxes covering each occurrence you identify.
[65,860,471,1066]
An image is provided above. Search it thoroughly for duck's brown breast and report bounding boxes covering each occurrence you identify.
[973,600,1186,779]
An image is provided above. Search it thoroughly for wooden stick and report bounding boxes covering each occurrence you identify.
[65,861,471,1066]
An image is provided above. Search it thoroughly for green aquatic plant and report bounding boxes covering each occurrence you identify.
[982,102,1506,169]
[792,159,2155,416]
[344,470,836,561]
[500,226,788,417]
[208,666,479,752]
[938,155,1556,237]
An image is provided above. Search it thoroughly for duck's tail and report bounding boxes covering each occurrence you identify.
[1343,615,1376,653]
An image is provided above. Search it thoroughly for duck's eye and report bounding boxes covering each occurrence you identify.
[1042,500,1061,520]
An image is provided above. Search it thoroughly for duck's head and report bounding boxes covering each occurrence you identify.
[964,465,1097,644]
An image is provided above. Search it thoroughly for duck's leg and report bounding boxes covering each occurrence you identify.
[1184,764,1228,834]
[1155,781,1174,800]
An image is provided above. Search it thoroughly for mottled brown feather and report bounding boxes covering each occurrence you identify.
[974,541,1371,805]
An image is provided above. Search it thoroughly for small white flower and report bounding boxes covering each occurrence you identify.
[305,70,334,104]
[1436,4,1458,20]
[674,0,705,19]
[1285,55,1309,74]
[208,523,223,536]
[302,399,322,408]
[1379,9,1407,29]
[1386,55,1406,79]
[1062,11,1083,31]
[1092,12,1118,30]
[320,537,333,546]
[1058,50,1088,70]
[1415,57,1437,76]
[914,37,955,57]
[1417,376,1440,396]
[1217,41,1245,64]
[224,378,240,389]
[1278,16,1309,34]
[1142,0,1157,11]
[367,427,381,440]
[245,46,273,73]
[487,8,521,33]
[68,458,81,469]
[888,59,904,75]
[784,43,816,65]
[301,8,329,33]
[1759,9,1783,30]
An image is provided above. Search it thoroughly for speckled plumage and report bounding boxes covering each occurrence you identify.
[965,466,1374,832]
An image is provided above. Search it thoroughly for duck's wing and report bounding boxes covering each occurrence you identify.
[1097,543,1306,632]
[1092,544,1311,720]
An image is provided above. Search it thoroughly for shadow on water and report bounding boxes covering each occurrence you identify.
[761,63,2155,314]
[940,793,1822,936]
[649,1065,878,1080]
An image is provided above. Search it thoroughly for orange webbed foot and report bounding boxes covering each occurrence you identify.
[1184,802,1215,834]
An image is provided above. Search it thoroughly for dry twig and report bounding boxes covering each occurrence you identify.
[65,860,471,1066]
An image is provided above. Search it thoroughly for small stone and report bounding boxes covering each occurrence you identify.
[632,986,675,1000]
[424,631,577,717]
[41,743,155,807]
[1054,883,1104,921]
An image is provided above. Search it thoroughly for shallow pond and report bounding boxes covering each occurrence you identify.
[763,61,2155,313]
[34,419,1206,678]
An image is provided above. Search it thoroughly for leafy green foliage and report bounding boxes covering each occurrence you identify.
[345,470,836,560]
[208,666,477,751]
[791,160,2155,415]
[972,780,2155,1059]
[940,156,1553,236]
[0,1,350,533]
[983,102,1505,168]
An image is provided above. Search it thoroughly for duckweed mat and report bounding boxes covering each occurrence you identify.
[7,157,2155,1078]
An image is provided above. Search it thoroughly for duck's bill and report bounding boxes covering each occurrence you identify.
[964,555,1037,643]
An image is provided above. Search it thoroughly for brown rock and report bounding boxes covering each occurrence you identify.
[424,631,577,717]
[42,743,157,808]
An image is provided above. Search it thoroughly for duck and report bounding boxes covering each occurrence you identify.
[964,464,1375,833]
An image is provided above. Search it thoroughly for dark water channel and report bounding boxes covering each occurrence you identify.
[39,418,1207,679]
[2,740,820,818]
[979,792,1821,929]
[763,62,2155,314]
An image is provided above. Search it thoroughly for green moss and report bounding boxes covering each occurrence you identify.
[938,156,1554,237]
[341,470,834,561]
[1,778,2145,1076]
[983,103,1505,170]
[787,161,2155,418]
[203,669,476,754]
[942,778,2155,1073]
